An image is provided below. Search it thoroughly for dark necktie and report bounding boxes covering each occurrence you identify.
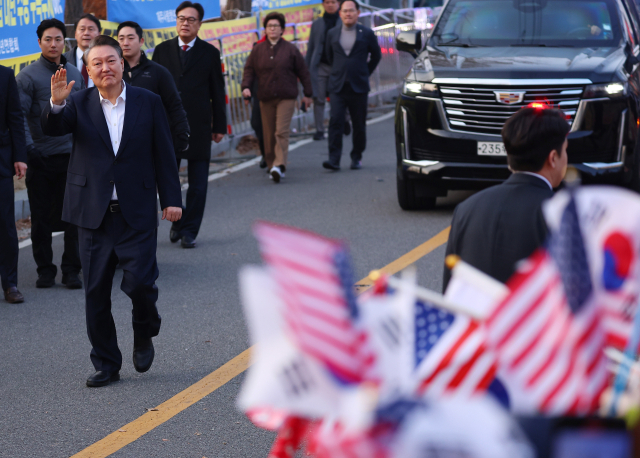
[180,44,190,67]
[81,62,89,86]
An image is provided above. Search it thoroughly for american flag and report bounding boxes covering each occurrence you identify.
[254,222,375,385]
[486,197,609,415]
[413,301,497,396]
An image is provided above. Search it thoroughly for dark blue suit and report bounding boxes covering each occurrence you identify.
[325,23,381,165]
[0,65,27,291]
[42,85,182,372]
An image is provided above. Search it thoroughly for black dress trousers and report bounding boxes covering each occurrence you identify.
[25,154,81,277]
[172,157,209,239]
[328,82,368,166]
[0,176,19,290]
[77,208,161,372]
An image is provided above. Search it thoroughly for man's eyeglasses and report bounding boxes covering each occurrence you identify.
[266,24,282,29]
[177,16,198,24]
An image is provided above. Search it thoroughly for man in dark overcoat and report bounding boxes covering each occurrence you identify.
[152,1,227,249]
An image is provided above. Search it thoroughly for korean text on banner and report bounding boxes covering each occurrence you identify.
[253,0,318,12]
[0,0,64,59]
[106,0,220,30]
[100,16,258,56]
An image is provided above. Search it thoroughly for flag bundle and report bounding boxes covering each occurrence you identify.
[238,186,640,456]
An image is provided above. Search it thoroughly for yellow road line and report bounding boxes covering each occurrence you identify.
[354,226,451,293]
[72,226,451,458]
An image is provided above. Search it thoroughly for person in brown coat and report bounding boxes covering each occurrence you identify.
[242,12,313,183]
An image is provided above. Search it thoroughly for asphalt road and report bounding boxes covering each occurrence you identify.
[0,113,473,458]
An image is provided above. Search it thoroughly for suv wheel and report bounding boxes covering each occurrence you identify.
[397,170,437,210]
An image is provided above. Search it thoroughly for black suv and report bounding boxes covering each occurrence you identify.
[395,0,640,209]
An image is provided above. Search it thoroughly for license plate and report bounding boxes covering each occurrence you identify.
[477,142,507,156]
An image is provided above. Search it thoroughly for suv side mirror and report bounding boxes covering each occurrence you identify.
[397,31,422,58]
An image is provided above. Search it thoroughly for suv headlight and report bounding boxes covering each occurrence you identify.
[583,82,627,99]
[403,81,439,97]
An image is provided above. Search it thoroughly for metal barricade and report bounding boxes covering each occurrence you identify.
[146,7,441,158]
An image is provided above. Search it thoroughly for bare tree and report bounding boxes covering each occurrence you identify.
[223,0,252,20]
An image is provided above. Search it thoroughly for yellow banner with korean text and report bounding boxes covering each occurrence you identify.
[98,16,258,57]
[0,52,40,75]
[1,3,321,78]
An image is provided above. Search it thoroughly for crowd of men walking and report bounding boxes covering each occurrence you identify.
[0,0,382,386]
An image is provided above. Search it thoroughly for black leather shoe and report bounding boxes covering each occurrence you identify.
[170,229,181,243]
[322,161,340,171]
[133,337,155,373]
[313,132,324,141]
[36,274,55,288]
[259,158,268,169]
[181,236,196,248]
[4,286,24,304]
[86,370,120,387]
[350,160,362,170]
[61,272,82,289]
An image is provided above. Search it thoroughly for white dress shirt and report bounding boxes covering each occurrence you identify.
[50,82,127,200]
[76,47,95,88]
[178,37,196,51]
[519,171,553,190]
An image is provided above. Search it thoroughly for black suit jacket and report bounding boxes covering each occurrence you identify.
[0,65,27,178]
[63,46,81,68]
[41,85,182,232]
[124,51,190,154]
[152,37,226,161]
[326,23,382,94]
[443,173,554,291]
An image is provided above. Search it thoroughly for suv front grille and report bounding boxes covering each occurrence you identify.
[439,85,583,135]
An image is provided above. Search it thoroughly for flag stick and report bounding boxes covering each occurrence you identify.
[368,270,485,320]
[609,302,640,417]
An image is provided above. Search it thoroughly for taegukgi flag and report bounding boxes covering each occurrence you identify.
[543,186,640,351]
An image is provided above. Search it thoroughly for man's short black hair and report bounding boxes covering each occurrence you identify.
[117,21,144,40]
[263,11,286,30]
[502,107,570,172]
[77,13,102,32]
[340,0,360,10]
[37,19,66,39]
[176,1,205,21]
[84,35,123,62]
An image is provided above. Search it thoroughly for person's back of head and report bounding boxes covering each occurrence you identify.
[502,106,570,188]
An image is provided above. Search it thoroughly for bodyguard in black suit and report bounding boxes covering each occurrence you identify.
[443,107,570,291]
[323,0,381,170]
[42,36,182,387]
[0,65,27,304]
[153,1,227,249]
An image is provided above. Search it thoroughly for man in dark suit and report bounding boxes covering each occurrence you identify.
[0,65,27,304]
[42,36,182,387]
[306,0,341,141]
[63,13,101,89]
[322,0,381,171]
[442,107,570,291]
[153,1,227,249]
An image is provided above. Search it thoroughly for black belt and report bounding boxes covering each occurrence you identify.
[109,201,121,213]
